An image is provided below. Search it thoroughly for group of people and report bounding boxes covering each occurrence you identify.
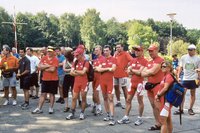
[0,42,200,133]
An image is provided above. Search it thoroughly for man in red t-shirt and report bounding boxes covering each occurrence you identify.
[32,46,59,114]
[114,43,133,108]
[92,45,104,115]
[117,45,147,126]
[95,45,117,126]
[66,48,89,120]
[141,44,164,131]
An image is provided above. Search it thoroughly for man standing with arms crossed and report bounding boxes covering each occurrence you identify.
[114,43,132,108]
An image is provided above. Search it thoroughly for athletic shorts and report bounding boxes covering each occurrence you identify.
[3,72,17,88]
[181,80,198,89]
[58,74,65,87]
[20,75,31,90]
[100,78,114,95]
[114,77,128,87]
[41,80,58,94]
[30,73,39,87]
[92,73,101,91]
[73,82,89,93]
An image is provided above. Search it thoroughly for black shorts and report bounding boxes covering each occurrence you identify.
[41,80,58,94]
[63,74,74,98]
[181,80,198,89]
[20,76,31,90]
[30,73,39,87]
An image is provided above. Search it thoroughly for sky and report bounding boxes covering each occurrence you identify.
[0,0,200,29]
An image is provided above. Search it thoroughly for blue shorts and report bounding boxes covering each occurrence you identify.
[181,80,198,89]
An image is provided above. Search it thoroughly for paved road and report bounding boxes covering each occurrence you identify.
[0,83,200,133]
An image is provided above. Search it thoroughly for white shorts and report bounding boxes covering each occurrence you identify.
[114,77,128,87]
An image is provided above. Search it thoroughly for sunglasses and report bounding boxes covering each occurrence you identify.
[188,49,195,51]
[161,65,167,68]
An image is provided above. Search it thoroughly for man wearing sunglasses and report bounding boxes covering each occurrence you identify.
[174,44,200,115]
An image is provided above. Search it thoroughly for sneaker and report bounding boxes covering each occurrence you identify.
[56,97,61,103]
[117,116,130,124]
[19,103,26,107]
[134,118,143,126]
[79,113,85,120]
[21,103,29,110]
[3,100,9,105]
[173,110,184,115]
[60,99,65,104]
[115,102,122,107]
[12,100,17,106]
[91,106,96,113]
[188,109,195,115]
[109,119,116,126]
[32,108,43,114]
[96,109,103,115]
[66,113,74,120]
[63,107,70,113]
[49,108,54,114]
[103,115,110,121]
[29,94,34,98]
[32,95,39,99]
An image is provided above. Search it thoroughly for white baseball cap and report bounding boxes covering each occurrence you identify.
[188,44,196,49]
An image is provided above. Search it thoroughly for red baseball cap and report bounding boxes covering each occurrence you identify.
[74,48,84,56]
[133,45,143,51]
[148,44,158,51]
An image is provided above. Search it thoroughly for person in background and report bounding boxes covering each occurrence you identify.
[174,44,200,115]
[12,47,20,59]
[17,48,31,110]
[32,46,59,114]
[55,47,65,104]
[155,61,174,133]
[141,44,164,131]
[63,48,74,112]
[0,45,19,106]
[172,54,178,77]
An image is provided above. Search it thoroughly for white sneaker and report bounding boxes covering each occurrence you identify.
[3,100,9,105]
[79,113,85,120]
[12,100,17,106]
[49,108,54,114]
[134,118,143,126]
[117,116,130,124]
[32,108,43,114]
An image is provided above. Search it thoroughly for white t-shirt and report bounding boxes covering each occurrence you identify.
[26,55,40,74]
[179,54,200,80]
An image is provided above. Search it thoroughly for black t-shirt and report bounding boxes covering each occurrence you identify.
[19,56,30,77]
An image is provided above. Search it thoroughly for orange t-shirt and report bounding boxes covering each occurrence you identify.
[147,56,164,83]
[40,56,59,81]
[72,60,89,84]
[129,57,148,84]
[114,51,133,78]
[99,56,117,82]
[0,55,19,70]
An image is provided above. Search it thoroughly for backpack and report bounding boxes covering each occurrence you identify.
[165,74,184,108]
[74,60,94,82]
[83,61,94,82]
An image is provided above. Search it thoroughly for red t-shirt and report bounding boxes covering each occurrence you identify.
[40,56,59,81]
[99,56,117,81]
[114,51,133,78]
[147,56,164,83]
[93,55,105,77]
[159,73,174,91]
[72,60,89,84]
[129,57,148,83]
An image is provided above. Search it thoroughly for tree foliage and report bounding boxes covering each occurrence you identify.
[168,40,189,57]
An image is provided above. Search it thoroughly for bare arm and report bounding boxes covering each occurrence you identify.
[141,64,161,77]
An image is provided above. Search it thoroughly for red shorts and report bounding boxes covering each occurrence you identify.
[147,84,160,98]
[127,83,137,95]
[92,73,101,91]
[100,80,114,95]
[73,82,88,93]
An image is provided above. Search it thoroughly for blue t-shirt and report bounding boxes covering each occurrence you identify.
[57,54,65,76]
[13,53,20,59]
[172,59,178,69]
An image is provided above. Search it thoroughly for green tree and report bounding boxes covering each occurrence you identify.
[80,9,106,51]
[168,40,189,57]
[186,29,200,45]
[127,21,158,49]
[59,13,81,47]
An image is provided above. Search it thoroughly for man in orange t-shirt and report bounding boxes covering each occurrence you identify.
[32,46,59,114]
[114,43,133,108]
[141,44,164,131]
[0,45,18,106]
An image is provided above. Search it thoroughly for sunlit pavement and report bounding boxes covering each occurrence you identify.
[0,82,200,133]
